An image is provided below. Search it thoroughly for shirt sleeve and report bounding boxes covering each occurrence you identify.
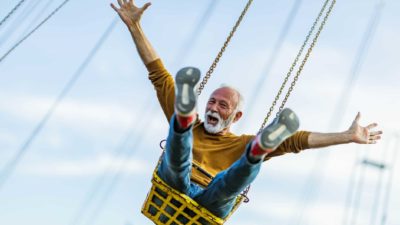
[146,59,175,122]
[265,130,311,159]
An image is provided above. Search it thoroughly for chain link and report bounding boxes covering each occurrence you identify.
[197,0,254,95]
[258,0,336,133]
[0,0,26,28]
[0,0,72,63]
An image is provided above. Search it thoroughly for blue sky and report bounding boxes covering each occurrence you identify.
[0,0,399,225]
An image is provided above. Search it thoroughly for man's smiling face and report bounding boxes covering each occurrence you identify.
[204,87,243,135]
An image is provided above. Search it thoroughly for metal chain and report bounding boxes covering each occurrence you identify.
[258,0,336,133]
[241,185,251,203]
[0,0,26,27]
[0,0,71,63]
[277,0,336,113]
[196,0,253,95]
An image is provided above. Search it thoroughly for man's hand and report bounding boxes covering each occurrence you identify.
[111,0,151,27]
[110,0,158,64]
[308,112,383,149]
[347,112,382,144]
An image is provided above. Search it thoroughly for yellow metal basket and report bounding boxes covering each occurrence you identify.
[141,170,245,225]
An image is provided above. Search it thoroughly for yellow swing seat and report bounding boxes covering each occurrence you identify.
[141,169,246,225]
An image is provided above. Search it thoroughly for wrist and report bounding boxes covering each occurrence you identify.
[128,22,141,31]
[342,131,354,144]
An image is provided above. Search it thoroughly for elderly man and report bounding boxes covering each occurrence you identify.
[111,0,382,218]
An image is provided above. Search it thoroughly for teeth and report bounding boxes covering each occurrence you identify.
[208,116,217,122]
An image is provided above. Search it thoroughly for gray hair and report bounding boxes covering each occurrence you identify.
[219,84,244,112]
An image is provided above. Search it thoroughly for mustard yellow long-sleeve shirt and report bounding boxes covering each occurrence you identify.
[147,59,310,187]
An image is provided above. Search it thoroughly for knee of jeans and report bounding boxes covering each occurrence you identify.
[168,158,191,169]
[157,167,191,193]
[205,199,235,219]
[218,204,235,219]
[213,172,248,198]
[205,177,231,200]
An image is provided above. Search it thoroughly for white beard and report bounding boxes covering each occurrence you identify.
[203,110,236,134]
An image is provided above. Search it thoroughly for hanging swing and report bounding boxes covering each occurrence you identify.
[142,0,336,224]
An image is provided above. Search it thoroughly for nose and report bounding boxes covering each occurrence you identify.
[208,103,218,113]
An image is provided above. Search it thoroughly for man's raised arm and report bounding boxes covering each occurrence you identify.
[111,0,158,65]
[308,112,383,148]
[111,1,176,121]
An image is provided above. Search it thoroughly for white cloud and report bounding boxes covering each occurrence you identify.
[21,154,152,177]
[0,95,134,131]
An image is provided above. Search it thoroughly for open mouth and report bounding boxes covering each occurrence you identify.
[207,115,219,125]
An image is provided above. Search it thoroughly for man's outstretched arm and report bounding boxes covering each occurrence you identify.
[111,1,176,121]
[308,112,383,148]
[111,0,158,65]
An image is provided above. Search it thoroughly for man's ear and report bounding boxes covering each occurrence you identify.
[233,111,243,123]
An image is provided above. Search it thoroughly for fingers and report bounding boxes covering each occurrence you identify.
[370,130,383,136]
[142,2,151,11]
[122,0,134,7]
[110,3,119,12]
[366,123,378,130]
[369,134,381,140]
[112,0,150,11]
[354,112,361,123]
[368,129,382,144]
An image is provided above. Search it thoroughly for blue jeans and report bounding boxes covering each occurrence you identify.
[157,115,262,218]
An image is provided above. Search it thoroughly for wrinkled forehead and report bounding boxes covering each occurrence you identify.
[209,87,239,106]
